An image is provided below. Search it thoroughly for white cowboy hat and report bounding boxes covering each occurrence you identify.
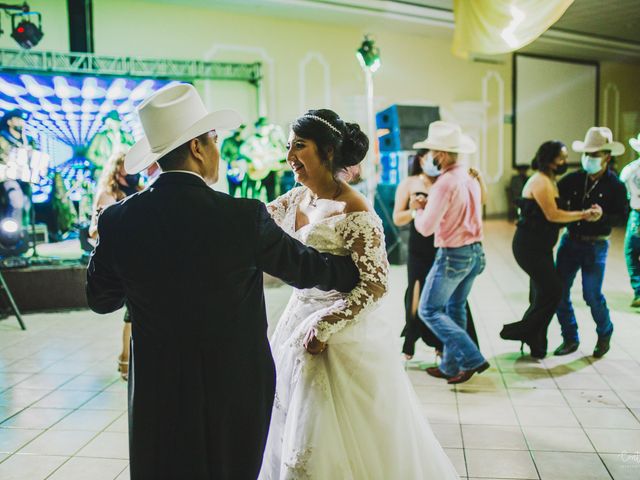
[412,120,476,154]
[630,133,640,153]
[571,126,625,156]
[125,83,242,174]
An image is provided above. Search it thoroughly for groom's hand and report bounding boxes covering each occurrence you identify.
[303,327,327,355]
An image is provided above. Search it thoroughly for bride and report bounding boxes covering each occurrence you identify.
[259,109,459,479]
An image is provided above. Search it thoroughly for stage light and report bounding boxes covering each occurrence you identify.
[20,75,54,98]
[356,35,381,73]
[53,77,81,99]
[0,78,27,97]
[1,219,19,234]
[106,79,130,100]
[10,14,44,49]
[81,77,106,100]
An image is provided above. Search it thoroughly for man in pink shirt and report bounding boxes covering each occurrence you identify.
[413,121,489,384]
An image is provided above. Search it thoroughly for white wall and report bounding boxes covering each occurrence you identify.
[10,0,639,213]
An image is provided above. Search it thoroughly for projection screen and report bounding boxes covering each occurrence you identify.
[513,55,598,167]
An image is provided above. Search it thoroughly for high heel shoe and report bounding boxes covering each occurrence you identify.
[524,331,547,359]
[500,324,525,341]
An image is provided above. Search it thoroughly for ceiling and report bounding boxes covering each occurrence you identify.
[143,0,640,61]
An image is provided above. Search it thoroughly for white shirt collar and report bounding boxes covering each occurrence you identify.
[160,170,205,182]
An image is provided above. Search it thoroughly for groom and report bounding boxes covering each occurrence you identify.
[86,84,359,480]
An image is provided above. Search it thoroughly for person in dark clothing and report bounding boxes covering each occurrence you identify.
[392,149,479,359]
[553,127,628,358]
[507,165,530,222]
[86,84,359,480]
[501,141,600,359]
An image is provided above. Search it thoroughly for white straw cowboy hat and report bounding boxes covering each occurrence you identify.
[412,120,476,154]
[630,133,640,153]
[125,83,242,174]
[571,126,625,156]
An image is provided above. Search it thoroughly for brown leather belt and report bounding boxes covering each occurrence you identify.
[569,232,610,243]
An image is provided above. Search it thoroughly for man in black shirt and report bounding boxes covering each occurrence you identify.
[554,127,628,358]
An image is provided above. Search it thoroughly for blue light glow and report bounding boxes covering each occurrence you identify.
[0,72,179,203]
[0,72,175,147]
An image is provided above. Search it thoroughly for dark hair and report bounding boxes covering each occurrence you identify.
[531,140,565,173]
[291,109,369,176]
[409,149,429,176]
[157,132,210,171]
[0,109,26,130]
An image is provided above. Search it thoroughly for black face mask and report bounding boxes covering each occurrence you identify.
[554,163,568,175]
[121,174,140,196]
[124,174,140,186]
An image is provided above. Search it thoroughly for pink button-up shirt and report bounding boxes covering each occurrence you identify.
[414,163,483,248]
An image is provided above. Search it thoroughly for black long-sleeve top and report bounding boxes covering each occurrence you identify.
[558,169,628,236]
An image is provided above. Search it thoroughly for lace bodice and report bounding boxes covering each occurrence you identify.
[267,187,389,342]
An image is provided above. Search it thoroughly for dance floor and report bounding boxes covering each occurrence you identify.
[0,220,638,480]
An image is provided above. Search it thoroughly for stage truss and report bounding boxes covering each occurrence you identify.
[0,48,263,84]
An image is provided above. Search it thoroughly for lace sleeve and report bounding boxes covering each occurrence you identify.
[266,186,303,227]
[314,212,389,342]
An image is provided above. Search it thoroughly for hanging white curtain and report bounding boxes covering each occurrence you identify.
[452,0,574,59]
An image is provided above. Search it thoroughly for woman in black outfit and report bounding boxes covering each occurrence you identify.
[501,141,599,358]
[393,150,479,359]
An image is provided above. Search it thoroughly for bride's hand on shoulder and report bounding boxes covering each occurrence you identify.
[303,327,327,355]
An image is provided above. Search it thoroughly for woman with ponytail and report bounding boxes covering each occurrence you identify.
[501,141,600,358]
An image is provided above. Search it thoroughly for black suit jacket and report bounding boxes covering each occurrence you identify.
[86,172,358,480]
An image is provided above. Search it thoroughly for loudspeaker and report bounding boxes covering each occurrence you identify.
[374,184,407,265]
[376,105,440,151]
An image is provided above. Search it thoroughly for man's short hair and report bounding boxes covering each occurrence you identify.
[157,132,210,171]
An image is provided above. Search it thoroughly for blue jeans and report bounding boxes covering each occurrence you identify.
[556,234,613,343]
[625,210,640,297]
[418,243,486,377]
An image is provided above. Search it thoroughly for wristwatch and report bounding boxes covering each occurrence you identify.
[411,209,417,219]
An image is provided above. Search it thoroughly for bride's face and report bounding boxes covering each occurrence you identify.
[287,131,331,185]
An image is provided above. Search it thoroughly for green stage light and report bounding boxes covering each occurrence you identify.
[356,35,381,73]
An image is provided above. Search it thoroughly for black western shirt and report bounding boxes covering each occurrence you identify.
[558,169,628,237]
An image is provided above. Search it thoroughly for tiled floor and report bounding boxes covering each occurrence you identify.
[1,220,639,479]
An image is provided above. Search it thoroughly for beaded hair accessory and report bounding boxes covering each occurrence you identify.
[302,115,342,137]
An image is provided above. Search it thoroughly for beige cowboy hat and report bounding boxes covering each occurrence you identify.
[630,133,640,153]
[412,120,476,154]
[125,83,242,174]
[571,126,625,156]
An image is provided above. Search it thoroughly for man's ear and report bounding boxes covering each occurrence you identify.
[189,137,204,162]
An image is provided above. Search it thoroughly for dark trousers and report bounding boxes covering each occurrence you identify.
[556,234,613,342]
[506,227,562,351]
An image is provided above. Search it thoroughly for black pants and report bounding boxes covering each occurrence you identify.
[506,227,562,351]
[402,248,479,356]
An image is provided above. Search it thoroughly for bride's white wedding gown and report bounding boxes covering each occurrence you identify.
[260,187,459,480]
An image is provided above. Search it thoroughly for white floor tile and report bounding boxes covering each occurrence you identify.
[522,426,595,453]
[76,431,129,459]
[532,451,611,480]
[462,425,528,450]
[0,427,43,453]
[585,428,640,454]
[514,406,580,428]
[0,453,66,480]
[0,407,72,429]
[466,449,538,479]
[600,453,640,480]
[572,407,640,429]
[47,457,129,480]
[18,429,95,456]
